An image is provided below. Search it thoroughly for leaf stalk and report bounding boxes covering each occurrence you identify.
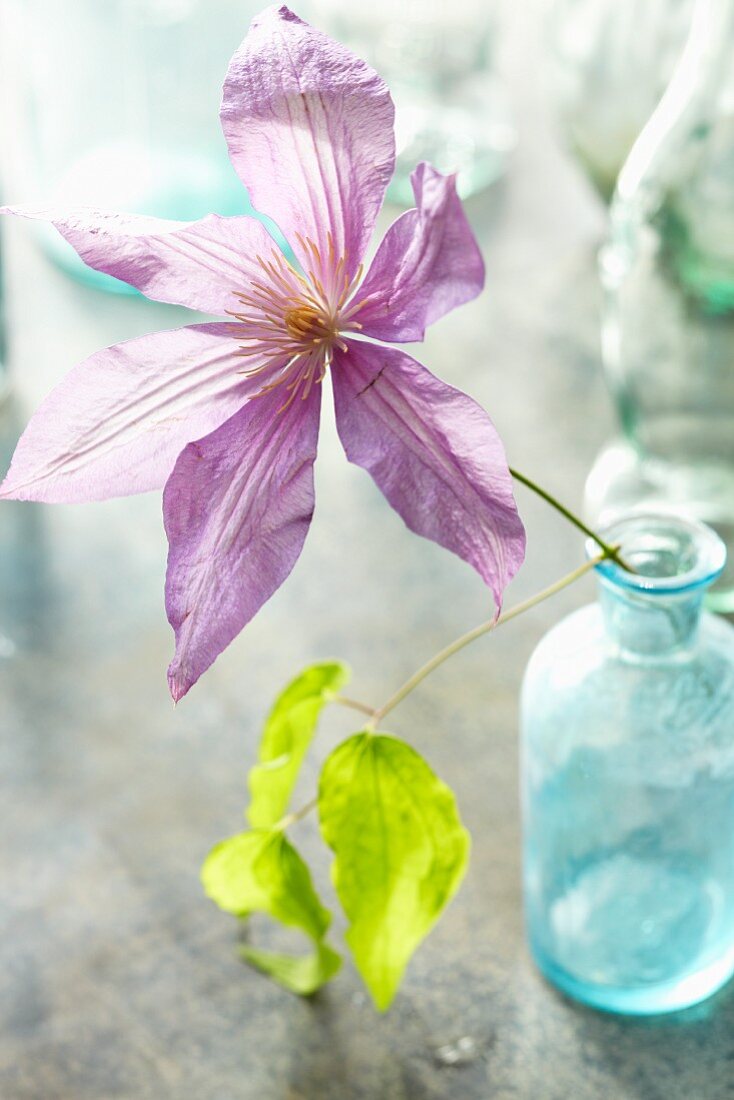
[509,467,635,573]
[368,550,612,727]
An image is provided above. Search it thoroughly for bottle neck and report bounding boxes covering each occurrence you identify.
[589,515,727,662]
[689,0,734,98]
[614,0,734,207]
[701,0,734,35]
[599,581,704,662]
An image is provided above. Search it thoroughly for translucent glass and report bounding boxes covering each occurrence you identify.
[546,0,692,200]
[9,0,263,293]
[0,232,9,405]
[0,232,15,659]
[303,0,514,203]
[587,0,734,610]
[521,514,734,1015]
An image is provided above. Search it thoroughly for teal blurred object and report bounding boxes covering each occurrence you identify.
[303,0,514,204]
[522,515,734,1015]
[546,0,692,201]
[586,0,734,611]
[11,0,277,295]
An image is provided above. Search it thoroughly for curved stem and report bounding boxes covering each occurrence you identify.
[510,467,635,572]
[369,552,607,728]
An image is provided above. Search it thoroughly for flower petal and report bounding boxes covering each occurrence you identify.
[332,341,525,608]
[164,384,322,701]
[353,164,485,343]
[0,205,278,316]
[221,5,395,281]
[1,324,263,503]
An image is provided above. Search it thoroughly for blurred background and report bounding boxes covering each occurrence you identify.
[3,0,732,596]
[2,2,734,1096]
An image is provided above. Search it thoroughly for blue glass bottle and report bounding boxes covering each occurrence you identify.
[521,514,734,1014]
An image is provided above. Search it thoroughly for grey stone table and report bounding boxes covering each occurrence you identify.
[2,48,734,1100]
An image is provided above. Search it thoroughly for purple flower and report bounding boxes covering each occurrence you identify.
[1,5,525,701]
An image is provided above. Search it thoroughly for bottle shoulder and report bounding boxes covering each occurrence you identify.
[524,602,734,678]
[522,602,734,727]
[522,605,734,781]
[522,603,607,687]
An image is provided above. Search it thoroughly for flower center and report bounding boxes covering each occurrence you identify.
[283,304,334,345]
[226,233,370,411]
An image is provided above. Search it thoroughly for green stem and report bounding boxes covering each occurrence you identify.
[509,467,634,572]
[283,550,616,819]
[334,695,376,717]
[276,796,318,831]
[368,551,608,728]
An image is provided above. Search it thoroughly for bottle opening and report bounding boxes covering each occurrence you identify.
[587,513,726,595]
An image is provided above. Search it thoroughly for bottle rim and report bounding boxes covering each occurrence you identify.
[586,512,726,596]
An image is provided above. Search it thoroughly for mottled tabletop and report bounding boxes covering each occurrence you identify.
[2,23,734,1100]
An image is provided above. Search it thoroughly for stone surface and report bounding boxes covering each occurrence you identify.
[2,16,734,1100]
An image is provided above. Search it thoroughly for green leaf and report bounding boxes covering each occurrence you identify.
[319,732,470,1011]
[248,661,350,829]
[202,829,342,995]
[241,941,342,996]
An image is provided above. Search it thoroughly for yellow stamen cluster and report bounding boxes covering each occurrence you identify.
[284,304,334,344]
[226,232,368,411]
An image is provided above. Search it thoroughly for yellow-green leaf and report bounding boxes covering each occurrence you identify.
[201,829,341,995]
[248,661,350,829]
[319,732,470,1011]
[241,941,341,996]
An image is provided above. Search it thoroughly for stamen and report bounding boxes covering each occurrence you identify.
[227,235,369,410]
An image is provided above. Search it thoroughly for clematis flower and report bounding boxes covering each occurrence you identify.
[0,5,525,701]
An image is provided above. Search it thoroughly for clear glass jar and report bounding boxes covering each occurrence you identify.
[0,230,8,404]
[8,0,261,293]
[546,0,692,200]
[521,514,734,1015]
[586,0,734,610]
[303,0,514,203]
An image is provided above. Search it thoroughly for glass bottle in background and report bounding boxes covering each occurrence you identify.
[522,515,734,1015]
[6,0,264,294]
[0,228,9,405]
[546,0,692,201]
[303,0,514,204]
[586,0,734,610]
[0,228,17,660]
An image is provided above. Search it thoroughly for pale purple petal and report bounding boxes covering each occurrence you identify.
[0,324,265,503]
[164,384,321,701]
[332,341,525,608]
[353,163,485,343]
[0,206,278,316]
[221,5,395,281]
